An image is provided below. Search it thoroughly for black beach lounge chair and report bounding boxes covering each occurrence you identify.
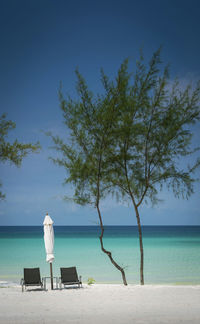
[59,267,82,289]
[21,268,44,292]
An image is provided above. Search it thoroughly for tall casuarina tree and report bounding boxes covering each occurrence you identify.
[102,49,200,284]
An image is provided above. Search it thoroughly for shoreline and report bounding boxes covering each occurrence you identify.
[0,284,200,323]
[1,280,200,287]
[0,280,200,288]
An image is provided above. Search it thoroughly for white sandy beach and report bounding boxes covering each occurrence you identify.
[0,284,200,324]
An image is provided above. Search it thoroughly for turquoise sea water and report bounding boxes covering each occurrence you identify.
[0,226,200,285]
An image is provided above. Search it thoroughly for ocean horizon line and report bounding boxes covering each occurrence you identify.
[0,224,200,227]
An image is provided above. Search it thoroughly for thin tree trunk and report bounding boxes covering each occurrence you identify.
[128,190,144,285]
[134,205,144,285]
[96,203,128,286]
[123,144,144,285]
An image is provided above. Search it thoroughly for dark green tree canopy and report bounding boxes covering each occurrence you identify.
[50,70,120,206]
[101,50,200,205]
[0,114,40,199]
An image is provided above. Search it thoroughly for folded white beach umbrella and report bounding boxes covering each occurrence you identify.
[43,213,54,289]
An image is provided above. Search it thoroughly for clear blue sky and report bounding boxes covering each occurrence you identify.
[0,0,199,225]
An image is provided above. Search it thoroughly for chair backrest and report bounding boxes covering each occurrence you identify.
[60,267,78,283]
[24,268,41,284]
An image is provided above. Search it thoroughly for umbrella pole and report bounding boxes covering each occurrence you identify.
[50,262,53,290]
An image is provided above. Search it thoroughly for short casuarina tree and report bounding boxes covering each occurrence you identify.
[49,71,128,285]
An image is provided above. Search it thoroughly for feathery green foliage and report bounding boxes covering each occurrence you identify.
[105,49,200,204]
[0,114,40,200]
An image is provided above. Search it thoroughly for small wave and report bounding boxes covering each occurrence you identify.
[0,281,20,288]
